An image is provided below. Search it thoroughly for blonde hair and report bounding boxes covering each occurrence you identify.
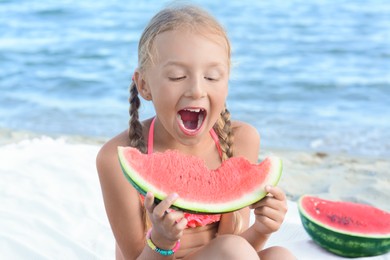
[128,4,235,232]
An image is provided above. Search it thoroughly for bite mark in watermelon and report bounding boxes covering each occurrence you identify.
[298,195,390,258]
[118,146,282,214]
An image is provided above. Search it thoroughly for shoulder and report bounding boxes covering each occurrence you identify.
[231,120,260,141]
[95,131,132,192]
[231,120,260,163]
[96,131,130,169]
[96,118,153,167]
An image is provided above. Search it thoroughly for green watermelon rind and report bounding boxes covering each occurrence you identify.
[298,195,390,258]
[118,146,283,214]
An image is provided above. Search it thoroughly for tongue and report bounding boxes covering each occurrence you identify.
[180,110,198,121]
[179,110,199,130]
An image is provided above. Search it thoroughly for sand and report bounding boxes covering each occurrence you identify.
[261,149,390,212]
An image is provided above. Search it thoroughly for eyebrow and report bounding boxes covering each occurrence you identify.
[162,61,186,68]
[162,60,227,69]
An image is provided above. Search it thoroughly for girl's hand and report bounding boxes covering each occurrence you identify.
[144,192,188,249]
[249,186,288,235]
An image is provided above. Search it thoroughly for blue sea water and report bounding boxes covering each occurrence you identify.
[0,0,389,157]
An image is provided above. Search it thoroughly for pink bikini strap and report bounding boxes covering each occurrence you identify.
[148,117,223,158]
[148,117,156,155]
[209,128,223,159]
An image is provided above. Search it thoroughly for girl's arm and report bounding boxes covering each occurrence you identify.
[96,131,185,260]
[96,132,147,259]
[241,186,288,251]
[97,132,168,259]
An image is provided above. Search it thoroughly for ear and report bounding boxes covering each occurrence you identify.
[134,70,152,101]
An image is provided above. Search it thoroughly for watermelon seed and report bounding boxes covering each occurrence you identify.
[327,214,354,226]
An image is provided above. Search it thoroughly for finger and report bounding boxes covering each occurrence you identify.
[249,185,275,209]
[249,195,271,209]
[164,211,185,226]
[255,214,281,233]
[266,185,286,201]
[249,195,287,212]
[254,197,288,214]
[174,217,188,231]
[254,205,284,222]
[144,192,155,214]
[154,193,179,218]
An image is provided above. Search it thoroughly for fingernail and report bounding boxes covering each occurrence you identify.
[172,193,179,199]
[265,185,271,191]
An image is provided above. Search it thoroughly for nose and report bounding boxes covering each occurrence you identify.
[185,76,206,99]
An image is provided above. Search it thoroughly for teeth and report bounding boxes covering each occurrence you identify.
[198,113,204,128]
[185,108,201,113]
[177,109,205,131]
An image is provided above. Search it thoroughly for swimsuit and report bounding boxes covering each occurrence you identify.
[147,117,222,228]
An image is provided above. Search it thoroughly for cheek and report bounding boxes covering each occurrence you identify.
[209,85,228,119]
[151,87,178,111]
[214,82,229,104]
[148,79,173,101]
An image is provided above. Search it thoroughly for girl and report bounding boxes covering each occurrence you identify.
[96,4,296,260]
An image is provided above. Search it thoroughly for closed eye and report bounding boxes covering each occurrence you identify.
[169,76,186,81]
[204,77,218,81]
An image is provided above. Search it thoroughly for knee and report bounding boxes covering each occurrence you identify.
[214,235,258,259]
[259,246,296,260]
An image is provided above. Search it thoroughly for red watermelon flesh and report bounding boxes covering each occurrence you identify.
[301,196,390,235]
[118,146,282,213]
[298,195,390,257]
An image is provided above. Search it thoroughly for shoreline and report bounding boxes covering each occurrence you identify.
[2,127,389,158]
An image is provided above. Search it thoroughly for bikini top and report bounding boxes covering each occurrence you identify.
[147,117,222,228]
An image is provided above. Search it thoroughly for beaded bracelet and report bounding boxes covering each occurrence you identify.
[146,228,181,256]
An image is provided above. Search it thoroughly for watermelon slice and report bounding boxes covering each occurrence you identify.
[298,195,390,257]
[118,146,282,214]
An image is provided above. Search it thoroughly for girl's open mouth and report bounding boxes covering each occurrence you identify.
[177,108,206,135]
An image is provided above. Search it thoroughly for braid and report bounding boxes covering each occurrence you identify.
[128,81,147,154]
[129,81,151,231]
[213,106,234,161]
[213,107,241,234]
